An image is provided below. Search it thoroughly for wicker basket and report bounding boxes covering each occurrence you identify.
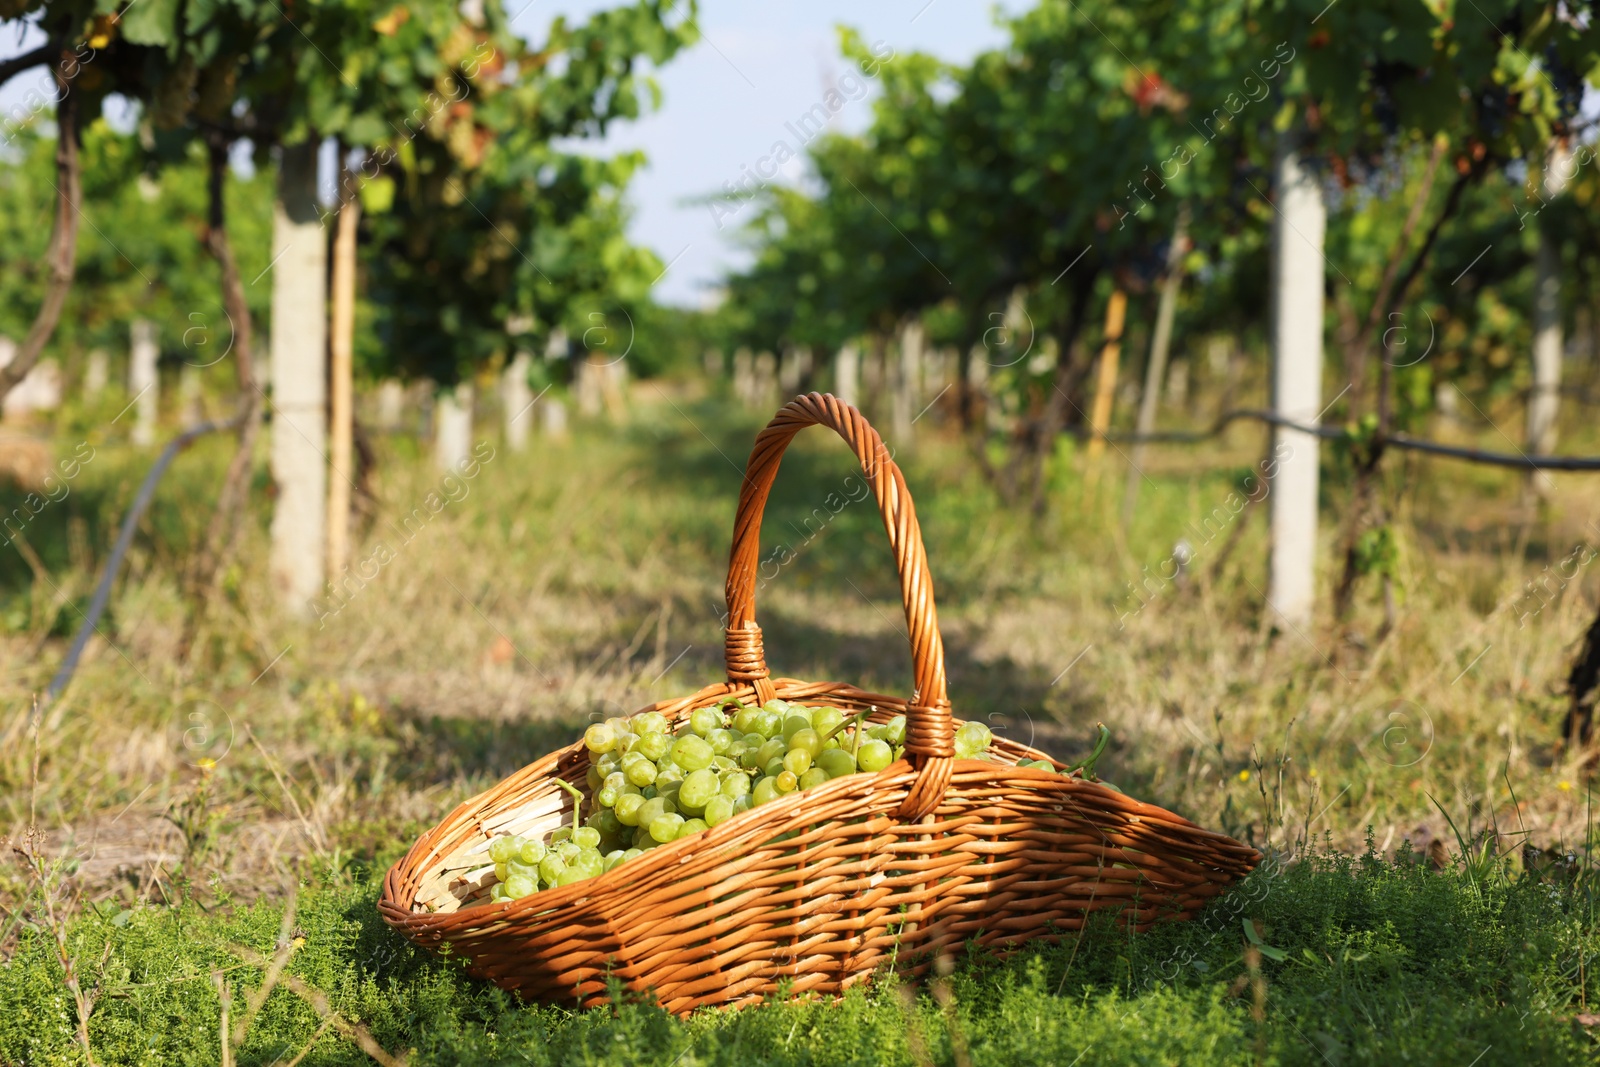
[379,393,1259,1014]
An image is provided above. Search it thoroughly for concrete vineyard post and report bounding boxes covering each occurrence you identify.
[435,382,474,472]
[732,348,754,406]
[1528,139,1572,498]
[268,140,329,614]
[178,364,203,429]
[376,379,405,431]
[834,343,859,407]
[503,351,534,451]
[129,319,158,447]
[893,318,924,447]
[1266,136,1327,632]
[84,348,108,397]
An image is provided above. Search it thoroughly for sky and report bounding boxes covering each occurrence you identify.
[1,2,1026,307]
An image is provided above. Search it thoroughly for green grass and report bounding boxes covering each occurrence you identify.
[2,847,1597,1065]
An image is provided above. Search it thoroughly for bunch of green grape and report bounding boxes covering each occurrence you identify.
[580,700,909,854]
[482,701,1114,906]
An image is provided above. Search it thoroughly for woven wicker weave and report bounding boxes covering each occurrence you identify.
[379,393,1259,1014]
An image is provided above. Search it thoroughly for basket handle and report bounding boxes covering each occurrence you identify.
[723,393,954,815]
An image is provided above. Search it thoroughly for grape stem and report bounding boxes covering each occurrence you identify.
[552,777,585,834]
[1065,723,1112,780]
[820,709,872,752]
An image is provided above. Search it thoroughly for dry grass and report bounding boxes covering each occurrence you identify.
[3,381,1599,915]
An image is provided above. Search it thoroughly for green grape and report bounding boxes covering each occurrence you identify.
[704,795,736,826]
[614,731,639,754]
[799,768,829,790]
[539,854,567,884]
[584,723,617,753]
[596,810,625,837]
[788,728,822,758]
[632,712,668,735]
[755,738,787,768]
[622,848,644,862]
[633,826,658,849]
[885,716,907,745]
[551,826,573,844]
[732,707,762,734]
[671,736,715,771]
[813,707,845,739]
[677,818,709,839]
[494,861,508,881]
[775,770,798,793]
[614,793,646,826]
[721,771,752,799]
[634,731,671,761]
[817,748,857,779]
[569,850,604,879]
[623,758,658,787]
[597,752,622,777]
[573,826,602,850]
[712,755,739,773]
[490,884,507,904]
[679,768,719,810]
[690,707,723,737]
[507,857,539,880]
[753,710,782,737]
[737,747,763,771]
[597,785,620,808]
[708,728,735,755]
[955,720,993,759]
[782,748,813,776]
[752,776,779,805]
[488,836,515,864]
[603,849,627,872]
[858,739,894,772]
[726,740,749,762]
[638,796,675,827]
[554,841,580,863]
[893,745,905,761]
[781,715,811,744]
[649,813,685,843]
[504,873,536,898]
[585,765,603,791]
[764,757,787,779]
[742,731,768,749]
[515,839,546,865]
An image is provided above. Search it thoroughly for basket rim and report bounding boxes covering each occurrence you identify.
[378,678,1261,930]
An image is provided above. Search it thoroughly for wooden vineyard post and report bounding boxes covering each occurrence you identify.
[326,179,359,581]
[1086,288,1128,463]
